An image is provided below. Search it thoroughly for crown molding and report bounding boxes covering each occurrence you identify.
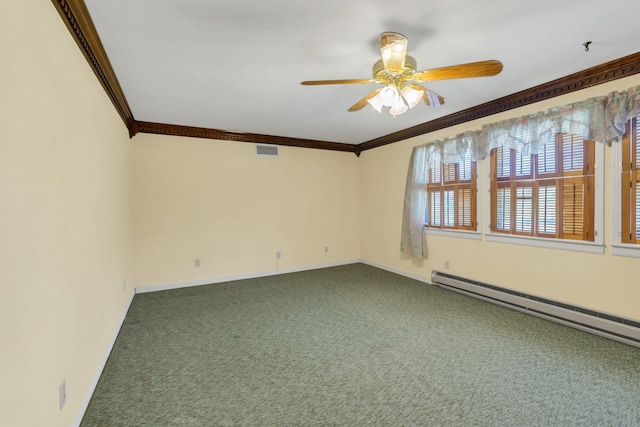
[135,121,356,152]
[355,51,640,154]
[51,1,639,155]
[51,0,136,135]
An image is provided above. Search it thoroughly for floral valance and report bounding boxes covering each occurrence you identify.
[421,130,484,168]
[412,83,640,166]
[606,85,640,140]
[484,95,607,157]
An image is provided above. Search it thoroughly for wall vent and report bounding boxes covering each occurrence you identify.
[431,271,640,348]
[256,144,279,156]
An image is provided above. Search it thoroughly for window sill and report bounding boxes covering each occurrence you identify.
[484,232,604,254]
[611,243,640,258]
[425,228,482,241]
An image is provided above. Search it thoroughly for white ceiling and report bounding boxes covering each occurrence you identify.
[84,0,640,145]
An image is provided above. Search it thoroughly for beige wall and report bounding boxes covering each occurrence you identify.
[3,1,640,425]
[360,74,640,322]
[0,1,133,426]
[131,135,360,289]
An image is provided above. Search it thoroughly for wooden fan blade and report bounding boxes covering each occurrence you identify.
[413,60,503,82]
[301,78,376,85]
[408,84,445,107]
[348,88,382,112]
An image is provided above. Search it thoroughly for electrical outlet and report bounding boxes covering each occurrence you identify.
[195,258,201,268]
[59,380,66,410]
[276,251,281,260]
[444,260,450,270]
[324,246,329,253]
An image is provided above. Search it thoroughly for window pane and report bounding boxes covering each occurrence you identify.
[491,132,594,241]
[444,190,455,226]
[458,188,472,227]
[496,187,511,231]
[427,154,477,231]
[515,186,533,232]
[443,163,456,183]
[635,117,640,240]
[515,151,531,177]
[431,161,442,184]
[459,150,472,181]
[538,185,557,234]
[538,133,557,175]
[430,191,441,226]
[635,117,640,169]
[563,134,584,171]
[622,116,640,243]
[496,147,510,178]
[562,178,584,236]
[636,182,640,240]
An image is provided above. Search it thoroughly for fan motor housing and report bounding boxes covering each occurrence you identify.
[373,55,417,81]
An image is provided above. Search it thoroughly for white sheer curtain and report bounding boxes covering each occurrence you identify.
[400,84,640,257]
[400,131,482,257]
[400,145,428,257]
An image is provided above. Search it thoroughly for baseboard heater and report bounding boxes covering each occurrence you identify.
[431,271,640,348]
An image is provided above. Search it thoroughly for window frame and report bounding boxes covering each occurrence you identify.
[424,153,482,240]
[613,115,640,258]
[485,134,604,254]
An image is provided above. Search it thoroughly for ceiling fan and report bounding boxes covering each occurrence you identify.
[301,32,503,117]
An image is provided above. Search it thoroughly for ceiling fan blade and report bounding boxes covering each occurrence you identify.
[348,88,382,112]
[413,60,503,82]
[408,84,446,107]
[301,78,375,85]
[424,89,446,107]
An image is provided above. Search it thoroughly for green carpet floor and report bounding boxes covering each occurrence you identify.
[81,264,640,426]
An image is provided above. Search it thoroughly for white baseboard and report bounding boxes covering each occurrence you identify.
[135,259,361,294]
[73,290,135,427]
[358,259,432,284]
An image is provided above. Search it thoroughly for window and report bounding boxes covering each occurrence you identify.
[490,133,595,241]
[426,151,477,231]
[621,114,640,244]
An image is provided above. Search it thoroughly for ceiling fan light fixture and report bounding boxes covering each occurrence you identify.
[389,98,408,117]
[367,95,385,113]
[400,85,424,109]
[378,84,399,105]
[379,32,408,73]
[367,85,398,113]
[367,83,423,116]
